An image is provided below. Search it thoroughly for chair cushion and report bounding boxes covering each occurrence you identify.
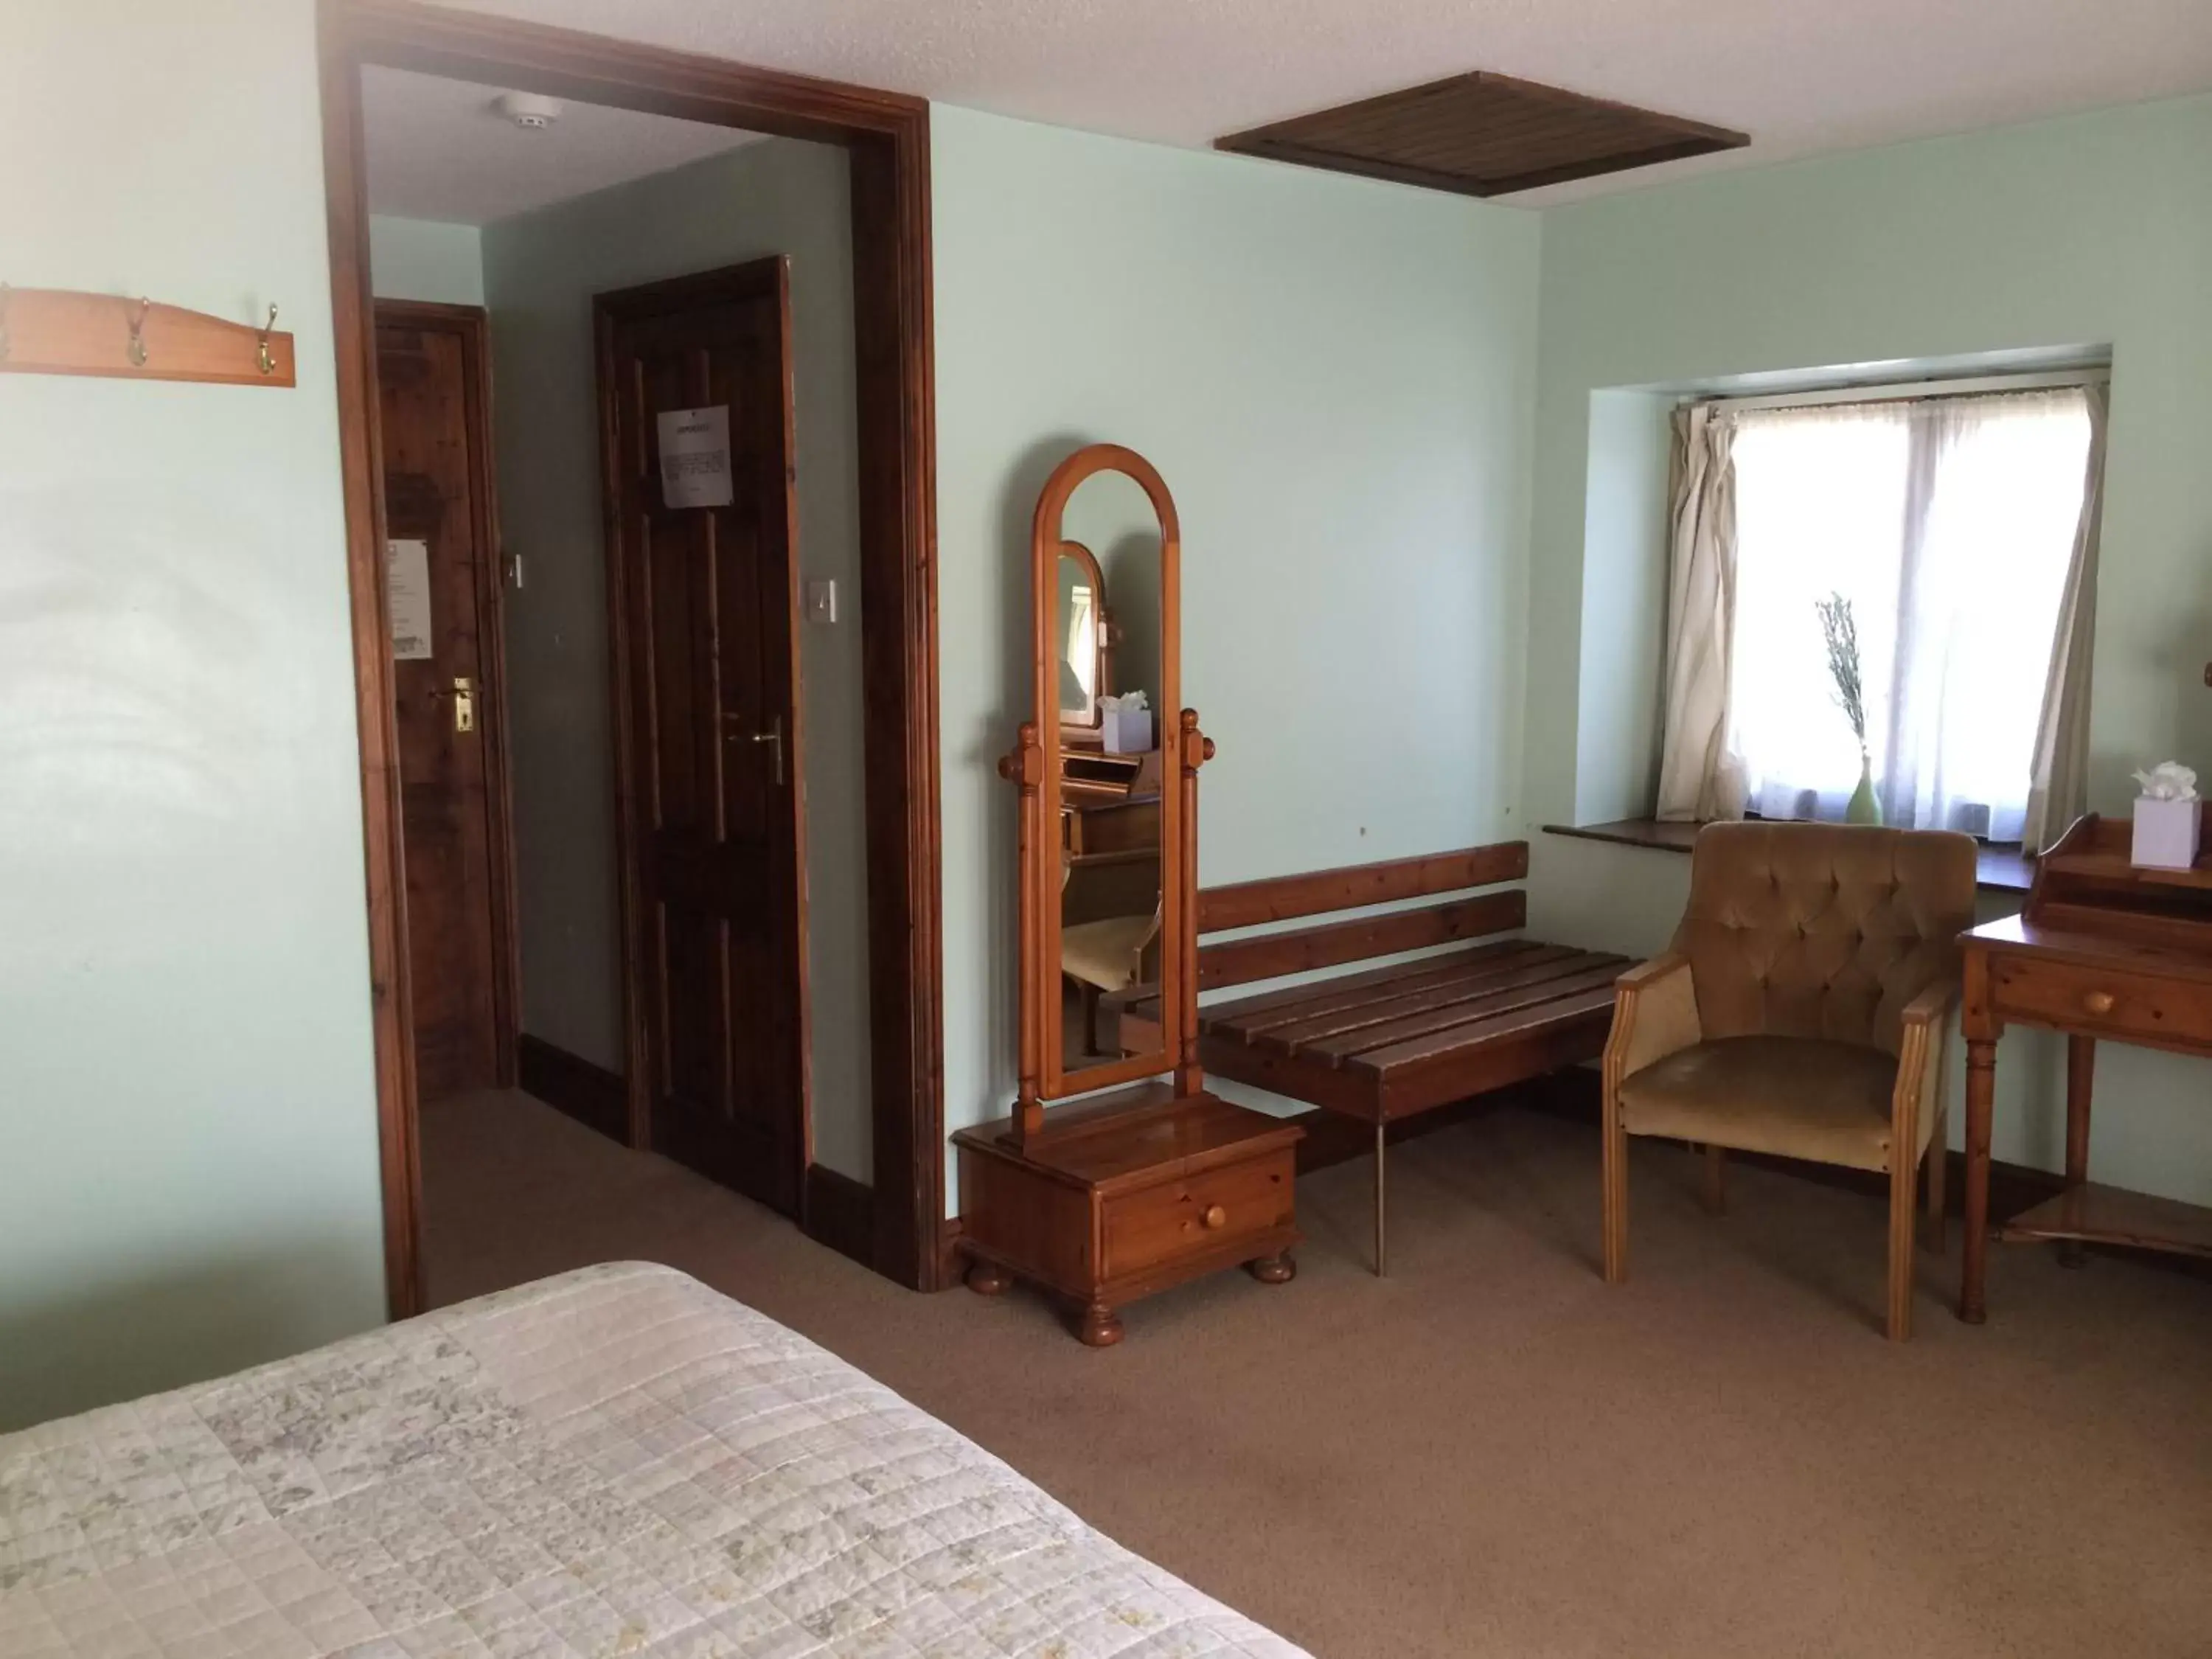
[1061,914,1158,991]
[1616,1034,1901,1172]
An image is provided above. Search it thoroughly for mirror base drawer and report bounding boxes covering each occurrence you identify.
[1102,1149,1295,1281]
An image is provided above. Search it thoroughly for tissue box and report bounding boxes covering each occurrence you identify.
[1102,706,1152,756]
[2132,796,2202,869]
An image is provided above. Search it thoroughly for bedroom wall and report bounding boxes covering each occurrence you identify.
[1525,93,2212,1203]
[368,215,485,306]
[0,0,387,1429]
[932,106,1544,1189]
[478,137,876,1180]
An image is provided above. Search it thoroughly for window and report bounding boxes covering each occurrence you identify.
[1725,386,2095,842]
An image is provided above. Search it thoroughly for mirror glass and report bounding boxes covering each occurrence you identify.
[1056,546,1102,726]
[1054,472,1166,1074]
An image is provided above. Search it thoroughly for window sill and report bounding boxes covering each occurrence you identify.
[1540,818,2035,894]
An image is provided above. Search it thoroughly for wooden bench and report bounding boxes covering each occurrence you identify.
[1124,841,1627,1273]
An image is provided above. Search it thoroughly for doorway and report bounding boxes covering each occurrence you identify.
[322,1,944,1313]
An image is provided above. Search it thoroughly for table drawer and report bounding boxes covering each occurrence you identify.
[1991,956,2212,1048]
[1101,1148,1294,1281]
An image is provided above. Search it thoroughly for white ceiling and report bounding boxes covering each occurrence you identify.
[362,66,765,224]
[409,0,2212,204]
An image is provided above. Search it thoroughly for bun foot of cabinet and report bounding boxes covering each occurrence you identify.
[1077,1304,1125,1346]
[953,1088,1302,1347]
[964,1261,1012,1295]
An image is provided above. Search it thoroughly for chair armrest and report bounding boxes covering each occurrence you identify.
[1604,952,1702,1085]
[1891,979,1961,1156]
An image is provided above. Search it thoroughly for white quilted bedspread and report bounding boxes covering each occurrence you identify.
[0,1263,1307,1659]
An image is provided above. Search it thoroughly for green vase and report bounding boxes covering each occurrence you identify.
[1846,749,1883,825]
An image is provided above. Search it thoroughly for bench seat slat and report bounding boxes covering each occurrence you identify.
[1346,974,1626,1079]
[1253,951,1613,1055]
[1193,939,1539,1030]
[1302,959,1627,1066]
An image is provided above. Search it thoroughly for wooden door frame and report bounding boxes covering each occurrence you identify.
[595,256,813,1214]
[319,0,945,1315]
[372,298,523,1094]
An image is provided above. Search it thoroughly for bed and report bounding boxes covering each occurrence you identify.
[0,1262,1307,1658]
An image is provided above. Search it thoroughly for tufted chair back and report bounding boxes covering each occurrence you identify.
[1672,822,1978,1056]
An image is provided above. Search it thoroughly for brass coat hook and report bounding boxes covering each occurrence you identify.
[257,305,278,376]
[126,296,150,367]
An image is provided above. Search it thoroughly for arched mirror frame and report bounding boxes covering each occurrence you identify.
[1001,443,1209,1132]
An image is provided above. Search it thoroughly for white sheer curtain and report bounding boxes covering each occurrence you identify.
[1728,389,2093,842]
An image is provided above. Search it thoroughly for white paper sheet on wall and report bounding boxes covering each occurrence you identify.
[658,405,735,509]
[386,538,434,661]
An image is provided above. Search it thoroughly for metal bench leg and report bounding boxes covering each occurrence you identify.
[1374,1119,1387,1277]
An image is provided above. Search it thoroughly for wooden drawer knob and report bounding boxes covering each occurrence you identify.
[2083,990,2116,1015]
[1200,1203,1228,1231]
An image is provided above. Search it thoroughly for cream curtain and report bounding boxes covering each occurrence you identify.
[1654,403,1745,821]
[2023,383,2109,853]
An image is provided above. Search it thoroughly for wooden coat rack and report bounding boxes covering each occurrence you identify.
[0,287,295,387]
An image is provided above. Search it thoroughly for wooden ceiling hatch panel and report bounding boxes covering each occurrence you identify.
[1217,72,1748,198]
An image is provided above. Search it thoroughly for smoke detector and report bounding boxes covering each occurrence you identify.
[493,91,563,131]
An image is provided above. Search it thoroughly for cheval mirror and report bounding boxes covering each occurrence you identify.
[953,443,1303,1346]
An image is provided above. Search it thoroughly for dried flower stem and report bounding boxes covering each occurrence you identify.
[1815,592,1867,748]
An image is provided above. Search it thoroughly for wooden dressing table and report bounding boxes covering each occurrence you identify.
[1958,810,2212,1322]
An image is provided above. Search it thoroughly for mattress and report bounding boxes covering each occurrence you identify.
[0,1262,1307,1658]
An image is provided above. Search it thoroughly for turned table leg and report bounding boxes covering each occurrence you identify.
[1959,1037,1997,1324]
[2059,1034,2095,1268]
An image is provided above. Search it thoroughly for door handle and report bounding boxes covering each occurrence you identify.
[425,676,475,733]
[724,712,783,785]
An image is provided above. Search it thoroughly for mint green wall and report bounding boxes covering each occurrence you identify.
[1524,94,2212,1203]
[368,215,485,306]
[0,0,386,1430]
[932,106,1543,1177]
[479,138,876,1180]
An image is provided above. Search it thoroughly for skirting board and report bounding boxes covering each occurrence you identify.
[515,1034,626,1144]
[804,1164,876,1270]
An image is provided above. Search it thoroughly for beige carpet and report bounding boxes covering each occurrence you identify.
[422,1089,2212,1659]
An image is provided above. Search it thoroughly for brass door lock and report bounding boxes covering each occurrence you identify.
[452,676,474,734]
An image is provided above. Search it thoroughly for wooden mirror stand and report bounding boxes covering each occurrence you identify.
[951,443,1303,1346]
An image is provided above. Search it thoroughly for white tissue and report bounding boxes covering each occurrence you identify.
[1099,690,1150,714]
[2132,762,2199,802]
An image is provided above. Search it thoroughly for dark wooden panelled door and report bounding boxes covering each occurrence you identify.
[597,259,809,1218]
[376,301,518,1105]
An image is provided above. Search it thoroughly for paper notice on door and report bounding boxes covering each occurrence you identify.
[386,538,434,661]
[658,405,735,509]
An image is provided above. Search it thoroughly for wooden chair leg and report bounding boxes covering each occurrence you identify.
[1601,1086,1628,1284]
[1923,1105,1948,1255]
[1701,1144,1727,1215]
[1887,1149,1919,1341]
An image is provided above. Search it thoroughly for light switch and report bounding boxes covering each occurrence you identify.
[806,578,838,625]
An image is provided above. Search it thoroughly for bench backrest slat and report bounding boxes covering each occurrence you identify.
[1198,841,1528,934]
[1198,888,1526,991]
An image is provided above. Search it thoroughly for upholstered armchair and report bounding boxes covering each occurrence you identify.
[1601,821,1979,1340]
